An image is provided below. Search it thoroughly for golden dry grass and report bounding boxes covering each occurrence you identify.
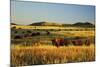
[11,45,95,66]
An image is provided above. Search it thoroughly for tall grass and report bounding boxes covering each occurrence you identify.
[11,45,95,66]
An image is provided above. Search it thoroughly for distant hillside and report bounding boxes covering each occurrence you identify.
[11,23,17,25]
[73,22,95,27]
[29,21,94,28]
[11,21,95,28]
[29,21,62,26]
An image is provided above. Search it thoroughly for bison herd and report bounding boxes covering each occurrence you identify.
[13,31,51,39]
[12,30,93,47]
[51,37,91,47]
[14,32,41,39]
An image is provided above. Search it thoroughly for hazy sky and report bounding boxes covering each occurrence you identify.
[11,1,95,25]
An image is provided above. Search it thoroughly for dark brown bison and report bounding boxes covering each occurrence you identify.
[59,38,65,46]
[31,32,40,36]
[85,39,91,46]
[51,38,70,47]
[60,38,70,46]
[36,32,40,35]
[46,31,50,35]
[14,35,23,39]
[52,37,91,47]
[64,39,70,46]
[52,38,60,47]
[24,33,32,38]
[31,32,36,36]
[72,39,83,46]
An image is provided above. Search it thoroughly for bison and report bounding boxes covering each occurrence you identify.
[51,38,70,47]
[59,38,65,46]
[14,35,23,39]
[72,39,83,46]
[52,38,60,47]
[85,39,91,46]
[52,37,91,47]
[36,32,40,35]
[23,33,32,38]
[63,39,70,46]
[46,31,50,35]
[31,32,36,36]
[31,32,40,36]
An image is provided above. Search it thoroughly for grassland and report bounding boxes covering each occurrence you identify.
[11,45,95,66]
[11,25,94,30]
[11,25,95,66]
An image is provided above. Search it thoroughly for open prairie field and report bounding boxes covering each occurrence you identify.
[11,45,95,66]
[11,25,95,38]
[11,25,94,30]
[11,25,95,66]
[11,25,95,46]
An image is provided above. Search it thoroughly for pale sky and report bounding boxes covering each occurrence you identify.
[11,1,95,25]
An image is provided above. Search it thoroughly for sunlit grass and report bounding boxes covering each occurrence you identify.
[11,45,95,66]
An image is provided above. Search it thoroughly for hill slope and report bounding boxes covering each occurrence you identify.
[29,21,94,27]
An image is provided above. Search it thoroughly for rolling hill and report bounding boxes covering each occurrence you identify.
[28,21,95,27]
[29,21,62,26]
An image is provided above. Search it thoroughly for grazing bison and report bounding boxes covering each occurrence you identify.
[36,32,40,35]
[24,33,31,38]
[14,35,23,39]
[31,32,37,36]
[52,38,60,47]
[46,31,50,35]
[51,38,70,47]
[78,39,83,46]
[60,38,70,46]
[59,38,65,46]
[72,39,83,46]
[64,39,70,46]
[52,37,91,47]
[31,32,40,36]
[85,39,91,46]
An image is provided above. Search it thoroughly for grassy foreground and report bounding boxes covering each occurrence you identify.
[11,45,95,66]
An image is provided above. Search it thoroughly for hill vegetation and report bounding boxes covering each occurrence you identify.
[11,21,95,28]
[28,21,95,27]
